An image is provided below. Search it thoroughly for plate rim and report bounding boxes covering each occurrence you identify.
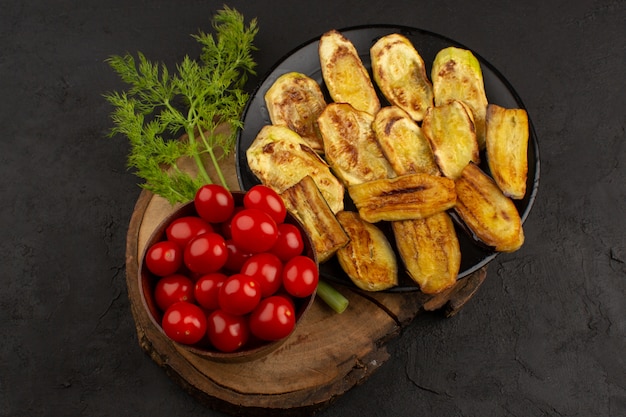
[235,24,540,292]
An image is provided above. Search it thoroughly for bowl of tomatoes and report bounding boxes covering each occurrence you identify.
[138,184,318,362]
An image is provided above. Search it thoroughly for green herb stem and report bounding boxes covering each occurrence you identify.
[317,280,349,314]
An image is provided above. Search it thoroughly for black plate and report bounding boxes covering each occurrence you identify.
[236,25,540,292]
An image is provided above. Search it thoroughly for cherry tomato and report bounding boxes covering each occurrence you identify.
[154,274,195,311]
[249,295,296,341]
[166,216,212,248]
[243,185,287,224]
[161,301,207,345]
[219,206,243,240]
[194,184,234,223]
[223,239,253,272]
[194,272,227,311]
[145,241,183,277]
[271,223,305,262]
[218,274,262,316]
[183,232,228,274]
[282,255,318,297]
[230,208,278,253]
[240,252,283,297]
[206,309,249,352]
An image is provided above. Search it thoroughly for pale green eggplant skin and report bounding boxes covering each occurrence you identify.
[370,33,434,122]
[431,47,488,150]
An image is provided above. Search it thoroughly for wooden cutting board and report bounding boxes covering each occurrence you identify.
[124,151,487,416]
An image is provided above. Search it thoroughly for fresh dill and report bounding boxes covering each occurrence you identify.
[104,6,258,204]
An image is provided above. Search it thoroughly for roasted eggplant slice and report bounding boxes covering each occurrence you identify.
[280,176,350,263]
[454,162,524,252]
[319,30,381,115]
[370,33,433,122]
[422,100,480,180]
[348,173,456,223]
[392,212,461,294]
[431,47,488,149]
[486,104,529,199]
[335,211,398,291]
[246,124,344,213]
[264,72,327,153]
[373,106,440,176]
[318,102,395,186]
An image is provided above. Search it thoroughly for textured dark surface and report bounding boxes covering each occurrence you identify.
[1,1,624,416]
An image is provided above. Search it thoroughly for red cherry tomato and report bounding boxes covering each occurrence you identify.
[230,208,278,253]
[249,295,296,341]
[240,252,283,297]
[183,232,228,274]
[282,255,318,298]
[166,216,212,248]
[194,272,227,311]
[223,239,253,272]
[206,309,249,352]
[154,274,195,311]
[243,185,287,224]
[145,241,183,277]
[218,274,262,316]
[219,206,243,240]
[161,301,207,345]
[194,184,234,223]
[271,223,305,262]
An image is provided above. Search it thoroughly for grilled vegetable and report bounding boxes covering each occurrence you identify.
[319,30,380,115]
[335,211,398,291]
[370,33,433,122]
[431,47,488,149]
[348,173,456,223]
[454,162,524,252]
[318,102,395,186]
[485,104,529,199]
[422,100,480,180]
[392,212,461,294]
[246,124,344,213]
[373,106,440,176]
[280,176,349,262]
[264,72,327,153]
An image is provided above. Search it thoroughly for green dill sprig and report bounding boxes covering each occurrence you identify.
[104,6,258,204]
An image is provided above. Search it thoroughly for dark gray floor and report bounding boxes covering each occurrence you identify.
[2,1,624,416]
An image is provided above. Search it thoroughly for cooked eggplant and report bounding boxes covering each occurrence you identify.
[392,212,461,294]
[373,106,440,176]
[431,47,488,149]
[370,33,433,122]
[422,100,480,180]
[485,104,529,199]
[246,124,344,213]
[348,173,456,223]
[319,30,380,115]
[264,72,327,153]
[280,176,350,263]
[318,102,395,186]
[335,211,398,291]
[454,162,524,252]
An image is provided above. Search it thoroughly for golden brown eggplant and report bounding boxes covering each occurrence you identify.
[335,211,398,291]
[373,106,440,176]
[264,72,327,153]
[454,162,524,252]
[319,30,380,115]
[348,173,457,223]
[246,125,344,213]
[422,100,480,180]
[392,212,461,294]
[431,47,488,149]
[370,33,433,122]
[280,176,349,263]
[317,102,395,186]
[485,104,529,199]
